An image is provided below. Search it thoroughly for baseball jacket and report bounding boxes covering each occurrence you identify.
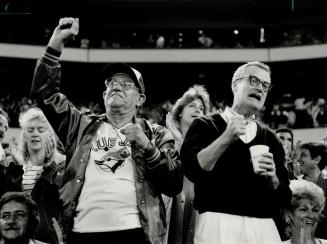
[30,47,183,243]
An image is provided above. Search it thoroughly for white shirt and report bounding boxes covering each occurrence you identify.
[220,107,257,143]
[73,122,141,232]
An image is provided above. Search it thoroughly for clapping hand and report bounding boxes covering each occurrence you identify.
[290,140,302,178]
[9,137,25,165]
[44,131,56,164]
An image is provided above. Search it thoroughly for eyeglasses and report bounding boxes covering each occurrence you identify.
[236,75,272,92]
[1,211,27,221]
[105,80,139,91]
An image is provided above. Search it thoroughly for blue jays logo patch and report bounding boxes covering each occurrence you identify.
[95,147,130,173]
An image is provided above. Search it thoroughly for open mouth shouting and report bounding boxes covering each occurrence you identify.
[248,93,262,102]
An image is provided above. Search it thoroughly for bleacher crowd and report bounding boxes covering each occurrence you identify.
[0,17,327,244]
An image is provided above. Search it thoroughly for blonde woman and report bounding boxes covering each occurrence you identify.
[8,107,65,244]
[165,85,210,244]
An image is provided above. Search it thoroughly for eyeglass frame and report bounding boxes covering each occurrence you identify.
[0,210,27,222]
[105,79,139,92]
[234,75,272,92]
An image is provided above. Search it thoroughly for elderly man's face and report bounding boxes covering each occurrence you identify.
[232,66,271,115]
[0,115,8,143]
[0,201,29,241]
[103,74,145,114]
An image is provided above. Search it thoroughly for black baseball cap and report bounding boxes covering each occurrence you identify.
[103,63,145,94]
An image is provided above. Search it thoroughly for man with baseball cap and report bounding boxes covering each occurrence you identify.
[31,17,182,244]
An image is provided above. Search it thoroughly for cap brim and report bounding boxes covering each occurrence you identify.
[103,63,139,87]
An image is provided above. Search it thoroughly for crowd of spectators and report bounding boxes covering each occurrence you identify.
[2,25,327,49]
[1,93,327,130]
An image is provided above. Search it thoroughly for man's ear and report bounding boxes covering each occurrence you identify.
[137,94,146,107]
[103,91,107,101]
[231,80,237,94]
[314,155,321,167]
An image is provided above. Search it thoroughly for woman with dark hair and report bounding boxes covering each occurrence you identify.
[164,84,211,244]
[282,180,327,244]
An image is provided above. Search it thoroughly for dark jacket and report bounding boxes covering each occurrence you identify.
[30,47,183,243]
[181,113,291,218]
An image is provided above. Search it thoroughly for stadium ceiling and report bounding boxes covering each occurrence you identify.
[1,0,327,28]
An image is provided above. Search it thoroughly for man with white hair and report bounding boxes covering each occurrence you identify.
[181,61,292,244]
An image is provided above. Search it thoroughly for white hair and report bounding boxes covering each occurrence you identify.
[231,61,271,84]
[289,179,326,212]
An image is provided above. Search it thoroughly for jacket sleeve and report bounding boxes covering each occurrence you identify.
[142,124,183,197]
[30,47,83,150]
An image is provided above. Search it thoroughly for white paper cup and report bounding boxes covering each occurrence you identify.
[249,145,269,173]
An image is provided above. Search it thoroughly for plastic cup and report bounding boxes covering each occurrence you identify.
[249,145,269,173]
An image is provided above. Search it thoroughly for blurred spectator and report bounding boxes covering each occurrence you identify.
[0,192,44,244]
[146,34,156,48]
[316,102,327,127]
[311,97,327,127]
[269,104,289,129]
[0,111,9,146]
[156,34,165,48]
[80,38,90,49]
[276,128,302,179]
[293,97,314,128]
[198,31,213,48]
